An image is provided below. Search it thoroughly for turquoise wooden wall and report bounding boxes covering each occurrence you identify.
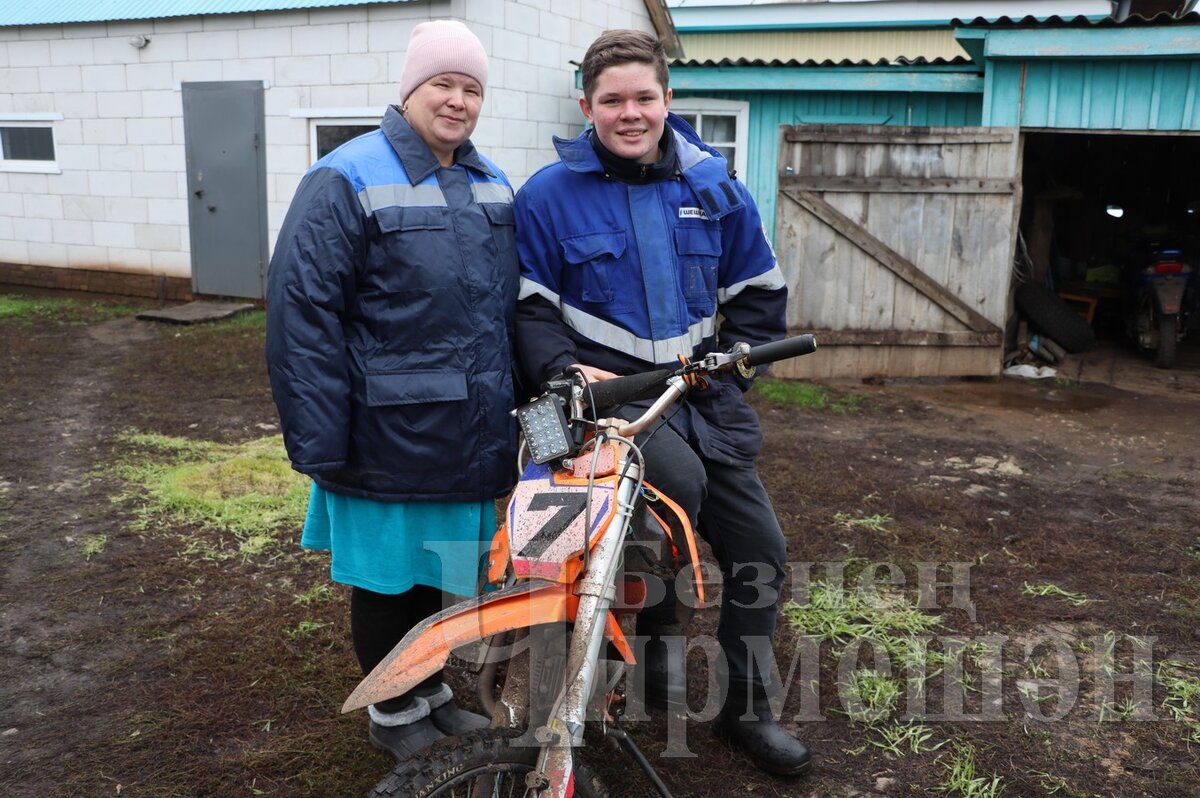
[674,90,983,239]
[983,59,1200,130]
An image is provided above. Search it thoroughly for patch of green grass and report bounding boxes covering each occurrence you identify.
[0,293,144,323]
[1020,582,1090,607]
[754,378,869,413]
[283,619,333,641]
[870,721,944,756]
[784,576,945,728]
[935,739,1004,797]
[834,511,893,533]
[111,432,308,559]
[81,534,108,559]
[224,308,266,327]
[1158,659,1200,742]
[784,580,944,654]
[293,583,334,606]
[1098,696,1145,721]
[845,668,901,723]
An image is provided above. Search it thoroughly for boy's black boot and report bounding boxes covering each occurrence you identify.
[714,686,811,777]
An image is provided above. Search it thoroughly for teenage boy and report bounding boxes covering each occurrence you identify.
[512,29,810,777]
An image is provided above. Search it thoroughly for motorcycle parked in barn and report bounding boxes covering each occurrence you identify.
[1126,244,1197,369]
[343,334,818,798]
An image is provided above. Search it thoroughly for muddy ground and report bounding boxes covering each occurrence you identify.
[2,286,1199,798]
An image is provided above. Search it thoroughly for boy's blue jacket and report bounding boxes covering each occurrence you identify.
[514,114,788,465]
[266,106,518,502]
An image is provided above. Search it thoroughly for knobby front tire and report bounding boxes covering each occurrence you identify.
[368,727,610,798]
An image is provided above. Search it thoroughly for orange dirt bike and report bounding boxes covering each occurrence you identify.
[344,334,818,797]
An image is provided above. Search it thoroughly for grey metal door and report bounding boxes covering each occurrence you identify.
[182,81,268,299]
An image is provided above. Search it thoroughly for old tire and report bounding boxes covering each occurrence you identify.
[1155,314,1178,369]
[1014,282,1096,353]
[368,727,610,798]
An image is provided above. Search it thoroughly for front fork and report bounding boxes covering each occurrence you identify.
[532,453,642,797]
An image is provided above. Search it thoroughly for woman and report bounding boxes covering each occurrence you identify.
[265,20,518,762]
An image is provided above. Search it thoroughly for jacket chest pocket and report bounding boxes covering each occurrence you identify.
[675,224,722,315]
[482,201,515,259]
[372,205,453,288]
[561,232,627,306]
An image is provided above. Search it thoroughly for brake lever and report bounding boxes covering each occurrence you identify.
[694,341,751,373]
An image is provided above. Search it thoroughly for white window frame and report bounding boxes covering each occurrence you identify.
[670,98,748,181]
[289,107,385,164]
[0,113,63,174]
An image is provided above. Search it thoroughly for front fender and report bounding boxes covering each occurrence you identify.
[341,581,635,713]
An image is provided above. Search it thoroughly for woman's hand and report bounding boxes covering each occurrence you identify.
[570,363,618,383]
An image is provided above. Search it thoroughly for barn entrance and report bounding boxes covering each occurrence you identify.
[1017,131,1200,372]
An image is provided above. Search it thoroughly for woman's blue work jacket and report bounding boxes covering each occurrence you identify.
[266,106,518,502]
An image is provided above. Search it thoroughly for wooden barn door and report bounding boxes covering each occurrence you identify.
[773,126,1022,379]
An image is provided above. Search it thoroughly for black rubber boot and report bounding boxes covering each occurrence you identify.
[715,690,811,777]
[417,682,490,735]
[368,697,445,762]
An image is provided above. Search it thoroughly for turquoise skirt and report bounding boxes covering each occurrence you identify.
[301,483,493,597]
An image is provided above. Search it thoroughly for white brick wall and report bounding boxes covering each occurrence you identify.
[0,0,654,285]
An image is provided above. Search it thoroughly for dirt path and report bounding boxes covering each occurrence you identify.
[2,296,1199,798]
[1,318,156,776]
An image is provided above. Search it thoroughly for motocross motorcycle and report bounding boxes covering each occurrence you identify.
[1127,244,1197,369]
[342,334,818,797]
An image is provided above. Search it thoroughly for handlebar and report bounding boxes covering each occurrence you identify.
[517,335,817,462]
[745,334,817,367]
[579,368,674,412]
[577,333,818,419]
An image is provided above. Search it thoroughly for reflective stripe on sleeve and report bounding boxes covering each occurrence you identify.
[717,263,786,304]
[519,277,716,364]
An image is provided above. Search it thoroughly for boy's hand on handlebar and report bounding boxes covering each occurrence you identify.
[570,364,619,383]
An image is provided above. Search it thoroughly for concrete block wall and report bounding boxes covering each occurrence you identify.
[0,0,653,289]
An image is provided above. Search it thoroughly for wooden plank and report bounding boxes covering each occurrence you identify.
[783,128,1017,146]
[779,175,1017,194]
[859,191,893,330]
[772,345,1002,380]
[780,187,1000,334]
[800,329,1003,347]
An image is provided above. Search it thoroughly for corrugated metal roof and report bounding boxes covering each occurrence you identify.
[669,1,1114,31]
[954,11,1200,27]
[672,56,976,68]
[0,0,406,27]
[679,29,968,63]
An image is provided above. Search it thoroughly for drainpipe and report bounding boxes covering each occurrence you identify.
[1115,0,1132,20]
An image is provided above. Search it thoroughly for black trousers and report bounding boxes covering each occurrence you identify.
[350,585,444,713]
[632,418,788,694]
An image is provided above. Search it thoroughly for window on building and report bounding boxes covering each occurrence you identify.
[315,123,378,160]
[290,107,386,164]
[671,99,749,182]
[0,115,61,173]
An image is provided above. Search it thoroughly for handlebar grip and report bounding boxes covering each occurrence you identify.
[744,334,817,367]
[581,368,674,411]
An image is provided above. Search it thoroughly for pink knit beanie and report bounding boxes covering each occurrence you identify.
[399,20,489,104]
